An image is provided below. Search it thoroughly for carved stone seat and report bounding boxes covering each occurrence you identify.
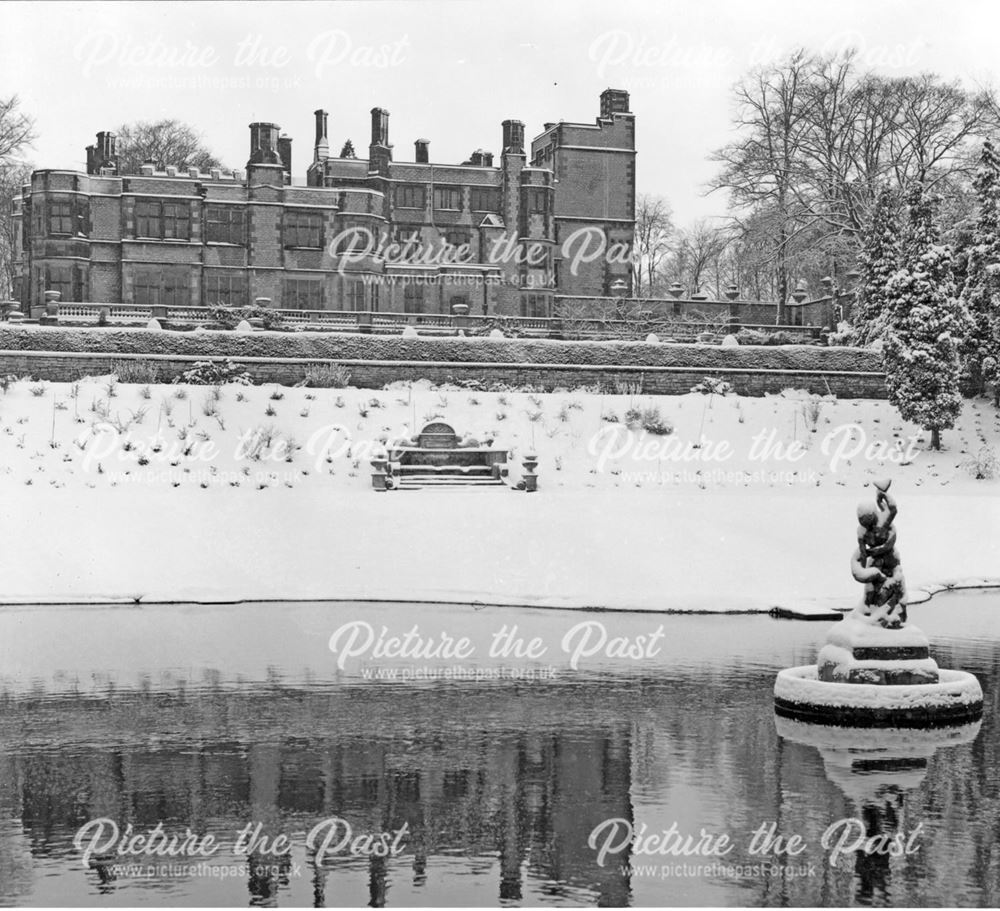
[375,422,509,490]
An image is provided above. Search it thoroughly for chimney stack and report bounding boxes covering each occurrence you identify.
[314,109,329,163]
[501,120,525,155]
[414,139,429,164]
[248,122,281,165]
[370,108,390,147]
[87,131,118,175]
[600,88,631,119]
[277,133,293,180]
[369,107,392,175]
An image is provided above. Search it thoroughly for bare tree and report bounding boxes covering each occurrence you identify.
[632,194,674,295]
[710,51,998,318]
[710,51,816,315]
[669,220,732,296]
[0,161,32,298]
[0,96,35,163]
[0,96,35,299]
[114,119,225,174]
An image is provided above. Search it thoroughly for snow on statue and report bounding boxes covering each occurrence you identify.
[850,479,906,629]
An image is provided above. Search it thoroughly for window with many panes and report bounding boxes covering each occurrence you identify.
[520,294,550,318]
[133,267,190,307]
[396,184,426,209]
[134,199,190,240]
[44,264,85,302]
[434,187,462,211]
[346,280,365,311]
[284,277,323,310]
[470,188,500,212]
[49,197,74,234]
[403,283,425,313]
[135,201,159,238]
[205,206,246,244]
[162,202,190,240]
[523,188,548,215]
[42,195,88,236]
[284,210,323,248]
[396,226,422,260]
[203,271,248,307]
[333,220,371,254]
[444,229,471,261]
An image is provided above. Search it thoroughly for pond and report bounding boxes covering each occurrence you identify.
[0,591,997,907]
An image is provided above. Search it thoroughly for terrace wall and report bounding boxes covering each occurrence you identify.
[0,326,887,398]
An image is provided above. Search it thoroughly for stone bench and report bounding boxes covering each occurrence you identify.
[372,422,509,490]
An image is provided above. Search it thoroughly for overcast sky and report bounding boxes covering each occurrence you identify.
[3,0,999,225]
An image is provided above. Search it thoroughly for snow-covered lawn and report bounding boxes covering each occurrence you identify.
[0,375,998,610]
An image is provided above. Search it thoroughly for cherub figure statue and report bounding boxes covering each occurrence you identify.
[850,479,907,628]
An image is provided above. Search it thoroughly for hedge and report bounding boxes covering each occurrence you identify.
[0,325,883,374]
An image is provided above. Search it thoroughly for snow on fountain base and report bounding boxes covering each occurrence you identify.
[817,616,939,685]
[774,666,983,727]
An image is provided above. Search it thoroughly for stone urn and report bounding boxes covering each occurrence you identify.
[521,452,538,492]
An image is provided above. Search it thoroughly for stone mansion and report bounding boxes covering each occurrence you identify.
[11,90,636,317]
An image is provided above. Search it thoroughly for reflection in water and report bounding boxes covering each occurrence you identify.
[0,594,998,907]
[775,717,982,906]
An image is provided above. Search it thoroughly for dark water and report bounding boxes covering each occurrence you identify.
[0,592,998,907]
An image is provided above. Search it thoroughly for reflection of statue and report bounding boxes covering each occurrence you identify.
[774,717,981,906]
[851,480,907,628]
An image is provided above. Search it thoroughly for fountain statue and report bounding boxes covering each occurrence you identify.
[774,481,983,725]
[852,480,906,628]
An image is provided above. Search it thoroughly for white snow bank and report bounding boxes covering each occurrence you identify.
[0,487,997,611]
[0,379,998,610]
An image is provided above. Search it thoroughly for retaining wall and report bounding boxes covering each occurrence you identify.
[0,348,888,398]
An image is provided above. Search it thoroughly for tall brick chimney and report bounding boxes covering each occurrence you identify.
[248,122,281,165]
[501,120,524,154]
[277,134,292,182]
[314,109,329,163]
[370,108,390,147]
[369,107,392,175]
[414,139,429,164]
[600,88,631,118]
[86,130,118,175]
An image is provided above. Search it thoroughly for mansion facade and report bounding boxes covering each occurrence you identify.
[11,90,635,317]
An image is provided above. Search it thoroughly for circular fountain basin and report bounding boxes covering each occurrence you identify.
[774,665,983,726]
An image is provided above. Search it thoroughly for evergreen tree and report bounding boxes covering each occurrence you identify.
[339,139,357,159]
[854,185,901,345]
[959,140,1000,402]
[884,184,969,450]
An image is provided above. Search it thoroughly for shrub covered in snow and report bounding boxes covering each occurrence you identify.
[883,184,968,450]
[0,326,881,373]
[207,304,284,330]
[960,445,1000,480]
[111,359,161,384]
[301,363,351,388]
[959,140,1000,400]
[624,405,673,435]
[175,359,253,386]
[855,184,901,346]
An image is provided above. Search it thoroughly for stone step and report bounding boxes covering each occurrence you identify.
[396,477,507,489]
[393,465,493,477]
